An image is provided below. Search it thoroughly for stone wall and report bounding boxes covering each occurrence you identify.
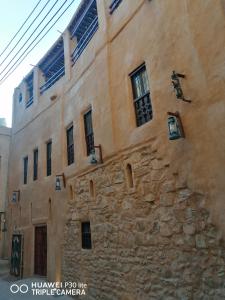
[62,142,225,300]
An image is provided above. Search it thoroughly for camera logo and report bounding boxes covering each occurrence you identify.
[10,284,29,294]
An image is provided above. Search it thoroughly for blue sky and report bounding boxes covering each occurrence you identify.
[0,0,81,127]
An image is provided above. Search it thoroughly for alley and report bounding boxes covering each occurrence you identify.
[0,260,73,300]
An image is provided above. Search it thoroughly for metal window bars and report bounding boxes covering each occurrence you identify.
[109,0,123,14]
[40,66,65,94]
[71,15,98,64]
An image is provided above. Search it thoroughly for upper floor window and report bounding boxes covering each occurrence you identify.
[81,221,92,249]
[39,38,65,94]
[25,72,34,108]
[67,125,74,165]
[46,141,52,176]
[109,0,123,14]
[84,109,94,156]
[69,0,98,65]
[130,64,152,127]
[23,156,28,184]
[33,149,38,181]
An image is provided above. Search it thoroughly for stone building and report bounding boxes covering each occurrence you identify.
[0,121,11,258]
[7,0,225,298]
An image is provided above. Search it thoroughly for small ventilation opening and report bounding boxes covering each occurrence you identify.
[89,180,95,198]
[69,185,74,200]
[126,163,134,188]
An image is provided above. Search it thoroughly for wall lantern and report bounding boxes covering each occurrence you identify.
[171,70,191,103]
[90,145,103,165]
[12,190,20,202]
[55,173,66,191]
[167,112,185,140]
[0,211,6,232]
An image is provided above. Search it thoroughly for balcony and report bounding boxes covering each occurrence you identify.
[109,0,123,14]
[39,38,65,94]
[69,0,98,65]
[25,72,34,108]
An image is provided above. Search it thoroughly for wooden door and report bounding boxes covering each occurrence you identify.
[34,225,47,276]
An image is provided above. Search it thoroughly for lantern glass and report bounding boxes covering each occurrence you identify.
[90,150,97,165]
[12,193,17,202]
[55,177,61,191]
[168,116,182,140]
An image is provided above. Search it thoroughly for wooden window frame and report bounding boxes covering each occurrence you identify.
[130,64,153,127]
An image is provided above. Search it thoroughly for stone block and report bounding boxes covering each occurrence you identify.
[183,223,196,235]
[160,193,174,206]
[195,234,207,248]
[160,223,173,237]
[143,193,155,203]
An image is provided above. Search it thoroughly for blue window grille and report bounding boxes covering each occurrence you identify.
[25,72,34,108]
[39,38,65,94]
[69,0,98,65]
[109,0,123,14]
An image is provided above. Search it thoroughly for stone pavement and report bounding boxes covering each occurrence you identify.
[0,259,73,300]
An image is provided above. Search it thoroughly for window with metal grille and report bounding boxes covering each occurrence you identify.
[130,64,152,127]
[84,109,94,156]
[23,156,28,184]
[69,0,99,65]
[81,222,92,249]
[33,149,38,181]
[39,38,65,94]
[46,141,52,176]
[67,126,74,165]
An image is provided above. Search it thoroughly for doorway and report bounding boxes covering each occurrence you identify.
[34,225,47,276]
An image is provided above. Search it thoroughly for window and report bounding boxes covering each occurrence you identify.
[33,149,38,180]
[67,125,74,165]
[69,0,98,64]
[46,141,52,176]
[89,180,95,198]
[23,156,28,184]
[25,72,34,108]
[109,0,123,14]
[81,222,92,249]
[19,92,22,103]
[130,64,152,127]
[39,38,65,94]
[84,109,94,156]
[126,163,134,188]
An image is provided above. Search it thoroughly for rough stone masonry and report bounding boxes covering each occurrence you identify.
[62,143,225,300]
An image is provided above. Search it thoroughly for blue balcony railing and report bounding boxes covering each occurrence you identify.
[71,16,98,64]
[109,0,123,14]
[25,96,33,108]
[40,66,65,94]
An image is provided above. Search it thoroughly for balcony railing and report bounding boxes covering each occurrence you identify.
[71,15,98,64]
[25,96,33,108]
[109,0,123,14]
[40,66,65,94]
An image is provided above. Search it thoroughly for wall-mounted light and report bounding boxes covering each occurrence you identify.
[171,71,191,103]
[12,190,20,202]
[167,112,185,140]
[55,173,66,191]
[90,145,103,165]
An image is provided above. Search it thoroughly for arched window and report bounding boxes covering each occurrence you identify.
[126,163,134,188]
[69,185,74,200]
[89,180,95,198]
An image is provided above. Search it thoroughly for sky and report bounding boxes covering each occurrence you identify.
[0,0,82,127]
